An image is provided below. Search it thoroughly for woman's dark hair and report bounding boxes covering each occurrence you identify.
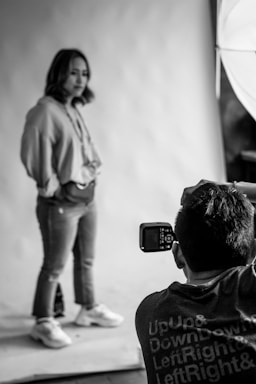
[175,183,255,272]
[44,48,94,105]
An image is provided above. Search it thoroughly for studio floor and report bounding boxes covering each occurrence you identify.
[0,299,145,384]
[26,369,147,384]
[24,368,147,384]
[0,256,184,384]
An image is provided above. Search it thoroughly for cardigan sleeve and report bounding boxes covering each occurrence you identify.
[20,104,60,197]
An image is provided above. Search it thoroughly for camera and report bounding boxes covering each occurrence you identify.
[139,222,176,252]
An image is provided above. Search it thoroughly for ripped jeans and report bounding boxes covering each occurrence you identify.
[32,195,97,319]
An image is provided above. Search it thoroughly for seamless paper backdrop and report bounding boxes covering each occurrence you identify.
[0,0,225,329]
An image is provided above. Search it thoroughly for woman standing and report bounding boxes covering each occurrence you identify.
[21,48,123,349]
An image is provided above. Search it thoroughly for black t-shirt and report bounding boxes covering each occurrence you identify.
[135,265,256,384]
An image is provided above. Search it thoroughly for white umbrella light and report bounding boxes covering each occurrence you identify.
[217,0,256,121]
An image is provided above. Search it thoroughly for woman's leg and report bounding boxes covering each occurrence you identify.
[73,201,97,308]
[73,201,124,327]
[32,197,79,318]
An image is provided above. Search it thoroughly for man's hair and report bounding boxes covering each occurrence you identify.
[175,182,255,272]
[44,48,94,106]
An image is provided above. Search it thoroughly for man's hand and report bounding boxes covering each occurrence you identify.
[180,179,212,206]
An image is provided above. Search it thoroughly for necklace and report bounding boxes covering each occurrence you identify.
[64,105,84,140]
[64,104,93,163]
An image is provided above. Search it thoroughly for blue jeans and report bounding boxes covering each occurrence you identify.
[32,196,97,318]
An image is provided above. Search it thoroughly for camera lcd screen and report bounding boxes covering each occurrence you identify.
[143,227,160,251]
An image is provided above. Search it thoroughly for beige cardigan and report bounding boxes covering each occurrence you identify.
[21,96,102,197]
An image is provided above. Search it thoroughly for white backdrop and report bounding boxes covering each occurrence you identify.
[0,0,225,330]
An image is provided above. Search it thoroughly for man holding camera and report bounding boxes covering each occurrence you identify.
[136,181,256,383]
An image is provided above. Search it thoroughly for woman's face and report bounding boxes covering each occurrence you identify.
[63,57,89,100]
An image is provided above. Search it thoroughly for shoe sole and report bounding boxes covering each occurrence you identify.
[30,329,72,349]
[74,317,124,327]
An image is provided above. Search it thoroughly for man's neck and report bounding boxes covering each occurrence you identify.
[185,268,226,285]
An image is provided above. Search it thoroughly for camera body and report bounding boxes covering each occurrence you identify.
[139,222,175,252]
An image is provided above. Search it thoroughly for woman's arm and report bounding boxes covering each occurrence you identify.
[20,105,60,197]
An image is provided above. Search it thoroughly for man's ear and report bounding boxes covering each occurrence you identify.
[172,241,185,269]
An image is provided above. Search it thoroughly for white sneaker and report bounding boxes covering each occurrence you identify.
[74,304,124,327]
[30,318,72,348]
